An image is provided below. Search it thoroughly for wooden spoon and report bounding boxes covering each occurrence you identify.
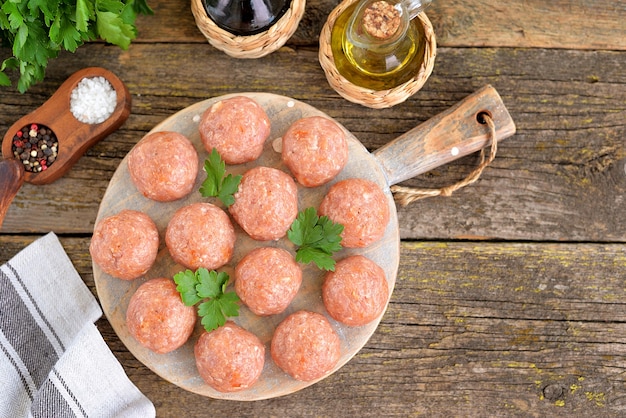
[0,67,131,228]
[0,159,24,229]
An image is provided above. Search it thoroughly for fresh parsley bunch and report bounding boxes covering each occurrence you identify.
[0,0,153,93]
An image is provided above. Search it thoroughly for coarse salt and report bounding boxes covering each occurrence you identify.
[70,76,117,124]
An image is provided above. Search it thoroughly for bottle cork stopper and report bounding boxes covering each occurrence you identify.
[362,1,401,40]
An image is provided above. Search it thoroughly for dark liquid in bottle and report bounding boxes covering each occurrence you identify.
[203,0,292,36]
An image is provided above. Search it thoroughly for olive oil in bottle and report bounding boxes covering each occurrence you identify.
[331,0,430,90]
[203,0,291,36]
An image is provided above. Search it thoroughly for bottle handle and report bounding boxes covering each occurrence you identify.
[404,0,432,20]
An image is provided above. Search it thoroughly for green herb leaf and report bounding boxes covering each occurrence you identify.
[197,289,241,332]
[200,148,242,207]
[287,207,344,271]
[174,268,240,332]
[198,300,226,333]
[196,269,228,299]
[131,0,154,15]
[173,269,202,306]
[218,292,241,317]
[95,9,134,50]
[218,173,242,207]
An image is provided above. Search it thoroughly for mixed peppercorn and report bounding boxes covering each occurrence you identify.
[11,123,58,173]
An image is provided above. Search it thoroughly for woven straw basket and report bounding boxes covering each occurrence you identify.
[319,0,436,108]
[191,0,305,59]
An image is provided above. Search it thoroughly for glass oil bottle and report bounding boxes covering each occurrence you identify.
[331,0,432,90]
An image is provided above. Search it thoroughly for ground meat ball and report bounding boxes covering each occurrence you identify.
[194,322,265,392]
[166,202,235,270]
[281,116,348,187]
[322,255,389,326]
[199,96,271,165]
[126,278,196,354]
[271,311,341,381]
[229,166,298,241]
[127,131,198,202]
[89,210,159,280]
[235,247,302,316]
[319,178,390,248]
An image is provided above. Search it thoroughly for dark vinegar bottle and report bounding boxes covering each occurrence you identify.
[203,0,292,36]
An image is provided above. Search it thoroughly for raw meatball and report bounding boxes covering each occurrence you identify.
[319,178,390,248]
[229,166,298,241]
[281,116,348,187]
[127,131,198,202]
[322,255,389,326]
[126,278,196,354]
[194,322,265,392]
[235,247,302,316]
[271,311,341,381]
[90,209,159,280]
[166,202,235,270]
[199,96,271,164]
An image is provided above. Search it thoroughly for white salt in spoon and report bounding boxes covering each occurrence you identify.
[0,67,131,228]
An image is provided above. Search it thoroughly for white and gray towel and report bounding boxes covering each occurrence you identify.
[0,232,155,418]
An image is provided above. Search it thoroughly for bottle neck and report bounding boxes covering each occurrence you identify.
[346,0,432,51]
[346,0,410,52]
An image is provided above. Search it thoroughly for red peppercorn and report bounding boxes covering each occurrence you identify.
[16,131,23,138]
[31,123,38,131]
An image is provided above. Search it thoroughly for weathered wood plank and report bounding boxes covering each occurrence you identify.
[1,237,624,416]
[132,0,626,51]
[1,44,624,241]
[428,0,626,51]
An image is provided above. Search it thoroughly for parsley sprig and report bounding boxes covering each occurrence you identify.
[174,268,240,332]
[200,148,242,207]
[287,207,344,271]
[0,0,153,93]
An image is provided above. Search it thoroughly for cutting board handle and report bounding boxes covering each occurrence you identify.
[373,85,516,186]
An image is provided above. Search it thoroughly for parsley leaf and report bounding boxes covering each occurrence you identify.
[198,300,226,333]
[200,148,242,207]
[196,269,227,299]
[287,207,344,271]
[173,269,202,306]
[173,268,240,332]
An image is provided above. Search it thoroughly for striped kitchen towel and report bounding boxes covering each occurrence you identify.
[0,232,155,418]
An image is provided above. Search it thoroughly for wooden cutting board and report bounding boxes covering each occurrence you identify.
[94,92,400,401]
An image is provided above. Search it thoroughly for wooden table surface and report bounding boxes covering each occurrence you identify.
[1,0,625,415]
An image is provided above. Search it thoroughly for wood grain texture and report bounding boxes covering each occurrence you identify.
[427,0,626,50]
[131,0,626,50]
[0,45,623,241]
[0,0,624,415]
[2,237,625,416]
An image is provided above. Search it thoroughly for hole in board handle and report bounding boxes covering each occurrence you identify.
[476,111,492,125]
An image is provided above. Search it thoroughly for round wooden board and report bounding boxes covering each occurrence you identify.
[93,92,400,401]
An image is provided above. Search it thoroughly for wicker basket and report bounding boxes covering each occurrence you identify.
[319,0,436,109]
[191,0,306,59]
